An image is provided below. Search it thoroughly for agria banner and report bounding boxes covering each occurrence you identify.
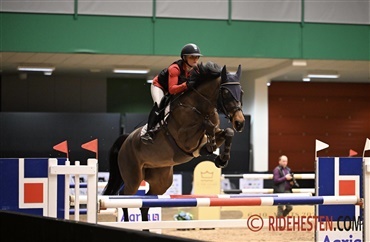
[316,157,363,242]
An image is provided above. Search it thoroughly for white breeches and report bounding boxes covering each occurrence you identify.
[150,84,170,116]
[151,84,165,106]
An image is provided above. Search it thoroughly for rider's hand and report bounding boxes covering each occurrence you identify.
[186,79,196,89]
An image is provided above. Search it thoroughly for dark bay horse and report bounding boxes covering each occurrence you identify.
[102,62,245,222]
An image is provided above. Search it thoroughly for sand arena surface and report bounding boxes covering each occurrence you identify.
[74,207,315,242]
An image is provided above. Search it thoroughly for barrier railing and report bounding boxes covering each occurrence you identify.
[47,158,98,223]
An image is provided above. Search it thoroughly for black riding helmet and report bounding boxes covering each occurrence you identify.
[181,43,202,59]
[181,43,202,67]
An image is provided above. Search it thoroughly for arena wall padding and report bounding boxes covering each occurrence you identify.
[0,210,201,242]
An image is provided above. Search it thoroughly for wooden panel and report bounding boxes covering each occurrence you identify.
[268,82,370,172]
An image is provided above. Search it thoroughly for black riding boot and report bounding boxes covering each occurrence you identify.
[141,103,160,145]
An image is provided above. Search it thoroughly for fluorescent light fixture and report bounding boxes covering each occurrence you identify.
[18,66,55,72]
[303,77,310,82]
[292,60,307,67]
[307,74,339,79]
[113,68,149,74]
[307,71,339,79]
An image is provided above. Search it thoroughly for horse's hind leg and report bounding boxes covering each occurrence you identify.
[140,207,150,224]
[116,188,130,222]
[119,181,142,223]
[122,208,130,222]
[141,167,174,222]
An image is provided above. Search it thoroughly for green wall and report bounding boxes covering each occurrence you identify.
[1,12,368,115]
[1,12,369,60]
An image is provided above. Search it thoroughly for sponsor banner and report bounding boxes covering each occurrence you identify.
[0,158,66,218]
[317,157,363,241]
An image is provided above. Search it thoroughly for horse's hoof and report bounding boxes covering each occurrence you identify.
[215,156,228,168]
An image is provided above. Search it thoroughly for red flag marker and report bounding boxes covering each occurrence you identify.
[53,140,69,159]
[349,149,358,157]
[81,139,98,159]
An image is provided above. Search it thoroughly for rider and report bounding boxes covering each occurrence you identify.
[141,43,202,144]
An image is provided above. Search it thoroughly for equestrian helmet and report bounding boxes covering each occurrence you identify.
[181,43,202,59]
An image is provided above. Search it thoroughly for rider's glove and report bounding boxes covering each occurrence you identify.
[186,79,196,89]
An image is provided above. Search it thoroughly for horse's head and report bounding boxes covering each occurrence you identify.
[218,65,245,132]
[188,62,244,132]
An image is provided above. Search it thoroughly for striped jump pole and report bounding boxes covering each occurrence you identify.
[71,193,312,205]
[99,195,362,209]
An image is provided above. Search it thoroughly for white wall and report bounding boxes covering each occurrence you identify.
[2,0,368,24]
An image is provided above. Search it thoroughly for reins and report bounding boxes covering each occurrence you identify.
[158,83,220,156]
[168,85,218,120]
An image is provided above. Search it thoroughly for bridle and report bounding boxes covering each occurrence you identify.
[217,82,243,121]
[173,80,243,122]
[163,73,243,156]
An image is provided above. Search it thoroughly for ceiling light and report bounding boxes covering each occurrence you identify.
[307,71,339,79]
[307,74,339,79]
[303,77,310,82]
[18,66,55,72]
[146,77,154,84]
[292,60,307,67]
[113,68,149,74]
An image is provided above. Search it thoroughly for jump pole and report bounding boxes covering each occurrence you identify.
[71,193,313,205]
[99,196,361,209]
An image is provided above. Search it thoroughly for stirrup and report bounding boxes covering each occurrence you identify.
[141,132,154,144]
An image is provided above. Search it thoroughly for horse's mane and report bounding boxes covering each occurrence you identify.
[190,61,221,86]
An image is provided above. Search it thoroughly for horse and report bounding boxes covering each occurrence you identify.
[102,61,245,223]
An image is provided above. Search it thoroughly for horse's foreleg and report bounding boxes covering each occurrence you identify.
[214,127,234,168]
[204,118,217,151]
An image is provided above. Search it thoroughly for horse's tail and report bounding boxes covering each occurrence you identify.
[102,133,129,195]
